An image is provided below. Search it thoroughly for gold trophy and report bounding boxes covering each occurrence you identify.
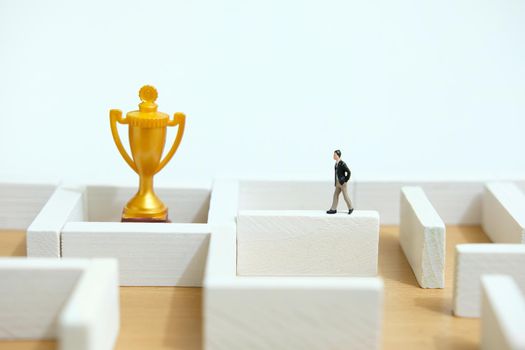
[110,85,185,222]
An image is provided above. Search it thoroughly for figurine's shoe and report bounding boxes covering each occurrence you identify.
[326,209,337,214]
[348,208,354,215]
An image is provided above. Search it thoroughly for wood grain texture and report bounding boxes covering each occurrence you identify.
[0,182,57,230]
[399,187,446,288]
[26,186,86,257]
[0,227,491,350]
[237,210,379,276]
[207,208,383,349]
[205,278,383,350]
[61,222,210,286]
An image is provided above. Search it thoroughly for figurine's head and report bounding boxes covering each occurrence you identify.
[333,150,341,161]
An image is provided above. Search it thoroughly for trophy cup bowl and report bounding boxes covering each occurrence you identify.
[109,85,186,222]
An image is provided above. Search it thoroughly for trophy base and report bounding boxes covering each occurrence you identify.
[120,209,171,223]
[121,215,170,223]
[121,204,169,223]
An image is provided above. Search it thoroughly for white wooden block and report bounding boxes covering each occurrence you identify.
[0,258,86,339]
[482,182,525,243]
[208,179,239,226]
[355,181,484,225]
[0,182,57,230]
[200,179,239,282]
[204,181,384,350]
[0,257,119,349]
[62,222,210,286]
[453,244,525,317]
[58,259,119,350]
[238,180,356,212]
[421,182,484,225]
[481,275,525,350]
[204,226,237,284]
[86,184,210,223]
[399,186,446,288]
[27,186,86,257]
[205,277,383,350]
[237,210,379,276]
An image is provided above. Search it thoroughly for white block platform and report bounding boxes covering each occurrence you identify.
[481,275,525,350]
[399,186,446,288]
[204,179,384,350]
[62,222,210,286]
[0,258,119,350]
[482,182,525,244]
[237,210,379,276]
[453,244,525,318]
[26,183,212,286]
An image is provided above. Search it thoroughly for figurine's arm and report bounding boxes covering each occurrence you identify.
[343,162,351,182]
[339,162,351,184]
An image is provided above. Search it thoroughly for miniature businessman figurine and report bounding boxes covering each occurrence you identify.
[327,150,354,215]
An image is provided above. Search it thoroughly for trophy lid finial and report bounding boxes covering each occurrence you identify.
[138,85,158,112]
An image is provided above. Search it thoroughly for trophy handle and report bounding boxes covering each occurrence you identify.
[156,112,186,174]
[110,109,138,173]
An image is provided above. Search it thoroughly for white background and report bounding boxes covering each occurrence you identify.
[0,0,524,184]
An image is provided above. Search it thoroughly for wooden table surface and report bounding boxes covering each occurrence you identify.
[0,226,490,350]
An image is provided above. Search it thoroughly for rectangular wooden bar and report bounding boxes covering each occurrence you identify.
[62,222,210,286]
[480,275,525,350]
[453,244,525,317]
[237,210,379,276]
[400,186,446,288]
[482,182,525,243]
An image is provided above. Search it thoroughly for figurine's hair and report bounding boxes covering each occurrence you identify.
[334,150,341,157]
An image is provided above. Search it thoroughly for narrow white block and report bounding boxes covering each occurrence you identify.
[204,226,237,285]
[0,182,57,230]
[205,277,383,350]
[59,259,120,350]
[86,185,210,223]
[27,186,86,257]
[355,181,484,225]
[481,275,525,350]
[208,179,239,226]
[399,186,446,288]
[453,244,525,317]
[237,210,379,276]
[62,222,210,286]
[421,181,484,225]
[0,259,86,339]
[482,182,525,243]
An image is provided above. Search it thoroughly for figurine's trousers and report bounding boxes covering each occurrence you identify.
[330,182,353,210]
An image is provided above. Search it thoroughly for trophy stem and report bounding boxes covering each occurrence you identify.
[138,175,154,196]
[121,174,168,222]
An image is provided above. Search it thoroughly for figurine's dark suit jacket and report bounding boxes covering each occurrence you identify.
[334,160,351,186]
[331,160,353,210]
